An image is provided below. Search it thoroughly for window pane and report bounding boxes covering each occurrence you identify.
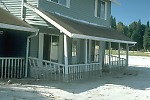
[59,0,66,6]
[100,1,105,19]
[51,0,58,3]
[97,0,101,17]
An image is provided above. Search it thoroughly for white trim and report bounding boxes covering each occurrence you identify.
[71,33,136,44]
[109,0,120,6]
[24,2,72,37]
[46,0,70,8]
[0,23,37,32]
[94,0,107,20]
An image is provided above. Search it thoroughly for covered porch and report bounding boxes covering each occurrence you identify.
[0,7,38,79]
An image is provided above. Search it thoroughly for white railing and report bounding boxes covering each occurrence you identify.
[68,63,102,81]
[104,54,126,69]
[28,57,65,81]
[0,57,25,79]
[28,57,102,81]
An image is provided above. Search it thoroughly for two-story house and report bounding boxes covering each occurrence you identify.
[0,0,136,81]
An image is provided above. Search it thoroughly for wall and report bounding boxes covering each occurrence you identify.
[38,0,111,27]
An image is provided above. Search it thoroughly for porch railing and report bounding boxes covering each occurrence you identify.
[104,54,126,69]
[28,57,65,81]
[28,57,102,81]
[68,63,102,81]
[0,57,25,79]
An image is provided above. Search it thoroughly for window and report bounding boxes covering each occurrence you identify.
[47,0,70,8]
[95,0,107,19]
[90,40,99,62]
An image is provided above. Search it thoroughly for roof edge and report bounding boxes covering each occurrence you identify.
[71,33,136,44]
[0,23,38,32]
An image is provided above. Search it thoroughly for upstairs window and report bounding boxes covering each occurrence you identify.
[47,0,70,8]
[95,0,107,19]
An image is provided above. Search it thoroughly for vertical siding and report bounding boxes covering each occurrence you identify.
[38,0,111,27]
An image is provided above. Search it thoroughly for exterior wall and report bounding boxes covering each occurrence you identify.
[38,0,111,27]
[29,35,39,57]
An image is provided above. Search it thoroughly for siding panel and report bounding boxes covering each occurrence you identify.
[38,0,111,27]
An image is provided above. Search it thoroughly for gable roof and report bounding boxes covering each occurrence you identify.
[43,11,135,44]
[24,2,136,44]
[0,7,37,32]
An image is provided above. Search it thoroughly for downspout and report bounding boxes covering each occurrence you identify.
[25,30,39,78]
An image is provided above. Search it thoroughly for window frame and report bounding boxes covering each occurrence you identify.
[47,0,70,8]
[95,0,107,20]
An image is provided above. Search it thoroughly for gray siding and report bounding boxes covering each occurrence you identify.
[39,0,111,27]
[0,0,22,18]
[29,35,39,57]
[25,0,50,26]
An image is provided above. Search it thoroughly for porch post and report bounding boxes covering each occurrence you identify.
[109,42,111,72]
[38,33,44,59]
[99,41,103,76]
[25,38,30,77]
[126,43,129,67]
[118,43,121,69]
[88,40,91,62]
[64,34,69,82]
[85,39,88,71]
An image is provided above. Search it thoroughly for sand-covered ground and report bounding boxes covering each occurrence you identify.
[0,56,150,100]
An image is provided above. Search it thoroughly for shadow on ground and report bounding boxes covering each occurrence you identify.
[1,65,150,95]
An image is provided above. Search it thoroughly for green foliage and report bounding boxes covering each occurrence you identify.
[143,27,150,51]
[110,16,150,51]
[110,16,117,29]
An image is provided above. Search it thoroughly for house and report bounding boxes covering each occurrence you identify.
[0,0,136,81]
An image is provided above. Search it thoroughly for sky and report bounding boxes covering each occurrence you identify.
[111,0,150,26]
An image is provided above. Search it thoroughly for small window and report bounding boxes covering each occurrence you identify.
[47,0,70,8]
[95,0,107,19]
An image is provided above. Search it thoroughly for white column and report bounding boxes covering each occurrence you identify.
[126,43,129,67]
[38,33,44,59]
[118,43,121,69]
[88,40,91,62]
[99,41,103,76]
[109,42,111,71]
[25,38,30,77]
[64,35,68,82]
[85,39,88,71]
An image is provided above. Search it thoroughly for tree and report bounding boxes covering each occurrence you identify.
[143,27,150,51]
[131,30,140,50]
[110,16,117,29]
[146,21,149,27]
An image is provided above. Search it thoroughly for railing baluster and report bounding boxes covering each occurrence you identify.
[4,59,7,79]
[20,59,23,78]
[8,59,11,79]
[11,59,13,78]
[1,59,4,79]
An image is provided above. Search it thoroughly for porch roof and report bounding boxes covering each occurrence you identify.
[39,10,135,44]
[0,7,38,32]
